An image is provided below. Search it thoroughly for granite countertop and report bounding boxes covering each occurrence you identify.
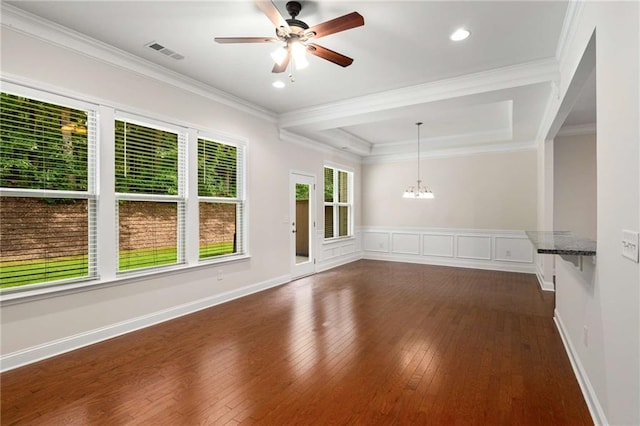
[525,231,597,256]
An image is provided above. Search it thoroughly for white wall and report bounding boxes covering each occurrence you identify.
[361,149,537,273]
[363,149,537,230]
[540,2,640,424]
[554,133,597,239]
[534,138,556,291]
[0,27,361,364]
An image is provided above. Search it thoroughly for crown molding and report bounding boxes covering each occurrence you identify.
[555,1,587,66]
[278,58,559,129]
[536,1,587,141]
[370,128,513,156]
[0,4,277,123]
[363,141,537,164]
[279,130,362,163]
[556,123,596,137]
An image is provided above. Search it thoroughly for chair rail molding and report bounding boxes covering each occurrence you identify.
[361,227,535,274]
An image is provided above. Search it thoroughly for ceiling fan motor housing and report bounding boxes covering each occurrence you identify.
[283,1,309,36]
[286,1,302,18]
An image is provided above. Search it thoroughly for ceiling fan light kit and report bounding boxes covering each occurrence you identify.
[214,0,364,81]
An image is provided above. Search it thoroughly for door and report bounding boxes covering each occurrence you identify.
[290,172,315,278]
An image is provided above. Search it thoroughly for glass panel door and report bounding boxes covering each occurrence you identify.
[290,172,315,278]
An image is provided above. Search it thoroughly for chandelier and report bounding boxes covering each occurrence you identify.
[403,122,434,199]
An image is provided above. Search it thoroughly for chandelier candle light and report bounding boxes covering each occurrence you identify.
[403,122,434,199]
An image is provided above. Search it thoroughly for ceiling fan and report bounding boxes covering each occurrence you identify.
[214,1,364,73]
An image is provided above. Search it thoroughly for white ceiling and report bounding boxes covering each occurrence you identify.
[5,0,573,158]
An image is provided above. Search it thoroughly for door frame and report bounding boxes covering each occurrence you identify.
[290,171,316,279]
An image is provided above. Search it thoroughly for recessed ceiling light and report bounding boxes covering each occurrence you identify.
[272,81,285,89]
[450,28,470,41]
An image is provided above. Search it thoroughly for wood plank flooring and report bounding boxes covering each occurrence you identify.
[1,260,592,425]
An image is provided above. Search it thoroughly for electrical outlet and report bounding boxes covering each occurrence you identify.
[583,326,589,347]
[217,270,223,281]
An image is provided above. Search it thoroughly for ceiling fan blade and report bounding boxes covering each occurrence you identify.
[255,0,290,32]
[272,54,290,73]
[307,43,354,67]
[214,37,278,44]
[307,12,364,39]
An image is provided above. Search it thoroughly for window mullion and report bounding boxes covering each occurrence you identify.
[185,129,199,264]
[97,106,117,281]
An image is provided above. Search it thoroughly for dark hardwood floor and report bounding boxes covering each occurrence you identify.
[1,260,592,425]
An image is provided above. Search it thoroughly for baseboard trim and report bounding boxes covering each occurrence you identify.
[536,264,555,292]
[363,252,535,274]
[0,274,291,373]
[316,252,363,273]
[554,310,607,426]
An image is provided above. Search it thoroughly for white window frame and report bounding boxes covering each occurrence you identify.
[196,133,247,262]
[114,111,187,274]
[0,82,99,292]
[0,79,250,301]
[323,163,354,240]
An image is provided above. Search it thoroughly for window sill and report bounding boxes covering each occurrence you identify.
[323,236,355,245]
[0,254,251,307]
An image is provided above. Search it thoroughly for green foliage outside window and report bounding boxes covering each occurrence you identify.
[1,92,93,289]
[324,166,334,202]
[115,121,178,195]
[0,93,88,191]
[296,183,309,200]
[198,138,237,198]
[324,166,352,239]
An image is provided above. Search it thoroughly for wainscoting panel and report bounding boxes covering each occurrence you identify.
[456,235,492,260]
[495,236,534,263]
[363,232,389,253]
[391,233,421,255]
[316,230,362,272]
[422,234,455,257]
[361,227,535,274]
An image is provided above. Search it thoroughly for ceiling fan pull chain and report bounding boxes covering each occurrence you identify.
[289,60,295,83]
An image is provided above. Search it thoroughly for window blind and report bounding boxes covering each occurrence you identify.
[0,92,97,290]
[114,117,185,272]
[198,137,245,259]
[324,165,353,239]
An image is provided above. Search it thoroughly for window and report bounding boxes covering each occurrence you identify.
[0,82,248,295]
[115,115,185,272]
[198,137,245,259]
[324,165,353,239]
[0,88,97,290]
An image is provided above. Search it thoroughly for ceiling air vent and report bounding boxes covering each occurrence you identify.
[145,41,184,60]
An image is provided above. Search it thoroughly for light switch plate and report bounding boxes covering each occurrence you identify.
[622,230,639,263]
